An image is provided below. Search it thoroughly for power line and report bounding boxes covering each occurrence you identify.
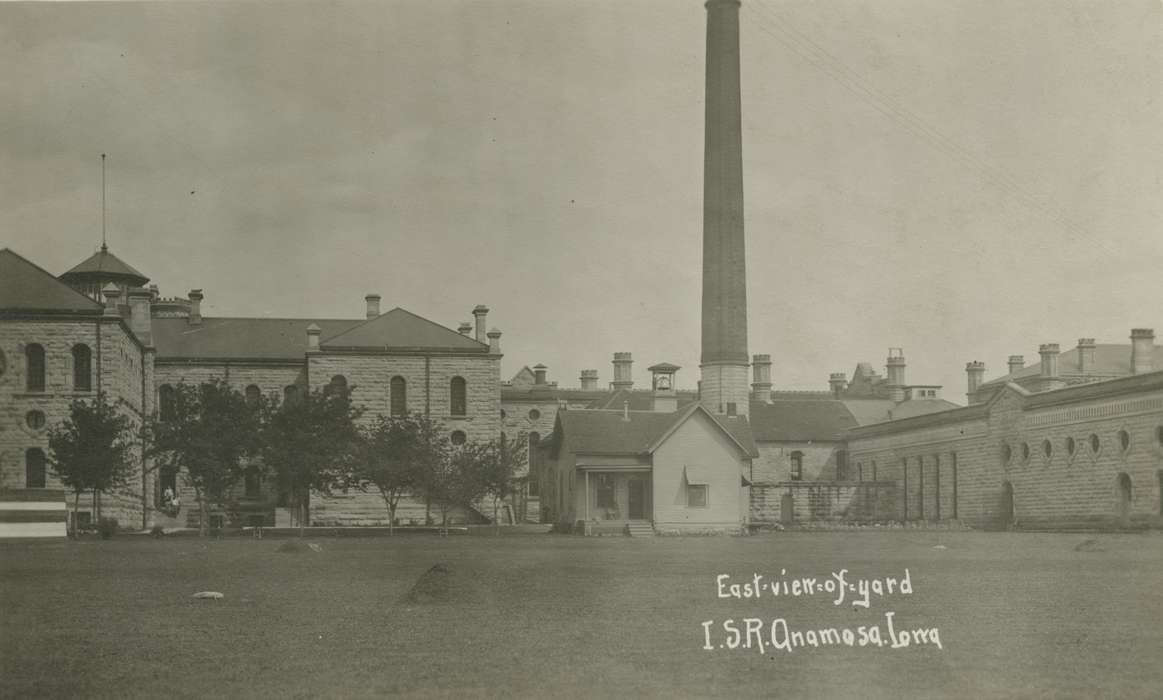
[744,1,1087,239]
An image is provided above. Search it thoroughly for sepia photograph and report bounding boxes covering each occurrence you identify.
[1,0,1161,697]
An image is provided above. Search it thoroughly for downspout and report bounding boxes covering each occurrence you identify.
[140,349,148,530]
[424,355,431,417]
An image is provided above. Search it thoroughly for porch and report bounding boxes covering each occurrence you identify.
[577,467,653,535]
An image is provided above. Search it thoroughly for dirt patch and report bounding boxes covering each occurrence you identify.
[276,540,312,554]
[403,563,456,604]
[1073,538,1106,552]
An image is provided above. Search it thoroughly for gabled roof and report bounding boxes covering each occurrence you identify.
[979,345,1163,387]
[153,317,359,361]
[320,307,488,352]
[59,246,149,286]
[554,404,757,459]
[585,389,698,411]
[0,248,102,315]
[749,399,858,442]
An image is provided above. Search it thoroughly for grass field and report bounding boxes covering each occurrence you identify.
[2,530,1161,699]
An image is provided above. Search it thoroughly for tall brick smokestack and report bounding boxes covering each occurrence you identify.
[700,0,750,419]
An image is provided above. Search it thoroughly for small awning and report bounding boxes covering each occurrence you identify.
[684,465,714,484]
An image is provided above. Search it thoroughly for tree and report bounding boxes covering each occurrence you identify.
[432,441,488,527]
[260,385,362,535]
[147,379,261,535]
[348,414,425,535]
[477,433,528,534]
[47,397,135,536]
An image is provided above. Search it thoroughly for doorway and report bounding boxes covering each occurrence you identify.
[1115,473,1132,523]
[1000,481,1015,528]
[628,478,646,520]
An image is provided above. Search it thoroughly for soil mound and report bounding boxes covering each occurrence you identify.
[1073,538,1105,552]
[276,540,310,553]
[404,563,457,604]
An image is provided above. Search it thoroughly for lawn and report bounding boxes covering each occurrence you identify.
[1,530,1161,699]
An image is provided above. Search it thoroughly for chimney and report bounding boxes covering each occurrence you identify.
[622,400,630,422]
[886,348,906,402]
[612,352,634,390]
[102,284,121,317]
[1131,328,1155,374]
[751,354,772,403]
[473,305,489,344]
[365,294,381,320]
[579,369,599,391]
[965,361,985,403]
[1039,344,1060,379]
[486,327,502,354]
[306,323,321,351]
[127,288,153,344]
[147,284,159,302]
[828,372,847,399]
[458,322,472,336]
[533,364,548,385]
[187,289,203,326]
[1008,355,1025,376]
[1076,338,1096,374]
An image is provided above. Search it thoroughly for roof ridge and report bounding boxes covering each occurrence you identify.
[0,248,103,310]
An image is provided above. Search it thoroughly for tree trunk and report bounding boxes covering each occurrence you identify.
[196,486,208,536]
[493,497,500,536]
[297,491,307,538]
[72,490,81,538]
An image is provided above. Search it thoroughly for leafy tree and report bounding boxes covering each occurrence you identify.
[47,397,135,536]
[433,441,489,527]
[477,433,528,534]
[146,379,262,535]
[260,385,362,535]
[348,414,426,535]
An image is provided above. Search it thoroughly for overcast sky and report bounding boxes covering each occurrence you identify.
[3,0,1160,399]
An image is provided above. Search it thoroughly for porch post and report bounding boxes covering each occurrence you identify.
[585,470,590,522]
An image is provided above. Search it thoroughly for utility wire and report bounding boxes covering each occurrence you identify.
[744,1,1086,239]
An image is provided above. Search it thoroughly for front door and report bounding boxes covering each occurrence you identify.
[628,478,645,520]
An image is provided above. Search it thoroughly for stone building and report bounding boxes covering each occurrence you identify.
[0,248,153,535]
[847,337,1163,530]
[1,245,509,532]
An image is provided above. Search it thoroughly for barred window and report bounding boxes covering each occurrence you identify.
[390,376,407,416]
[25,448,46,488]
[72,344,92,392]
[26,344,45,392]
[450,377,467,416]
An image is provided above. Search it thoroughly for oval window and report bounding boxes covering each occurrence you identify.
[1042,440,1052,459]
[1001,443,1012,464]
[528,409,541,421]
[450,430,467,446]
[1089,434,1100,454]
[1118,430,1130,452]
[1020,443,1030,462]
[1065,436,1076,457]
[26,410,46,430]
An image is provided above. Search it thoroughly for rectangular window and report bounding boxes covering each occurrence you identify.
[528,477,540,498]
[595,475,615,509]
[687,484,708,508]
[245,471,262,499]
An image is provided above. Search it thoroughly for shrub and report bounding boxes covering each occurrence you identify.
[97,517,119,539]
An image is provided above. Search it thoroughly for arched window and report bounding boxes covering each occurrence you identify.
[158,384,175,421]
[25,448,46,488]
[283,385,299,405]
[327,375,347,397]
[529,432,541,470]
[72,344,92,392]
[390,376,407,416]
[790,451,804,481]
[450,377,467,416]
[25,343,45,392]
[245,384,261,405]
[1118,430,1130,453]
[244,467,262,499]
[835,450,848,480]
